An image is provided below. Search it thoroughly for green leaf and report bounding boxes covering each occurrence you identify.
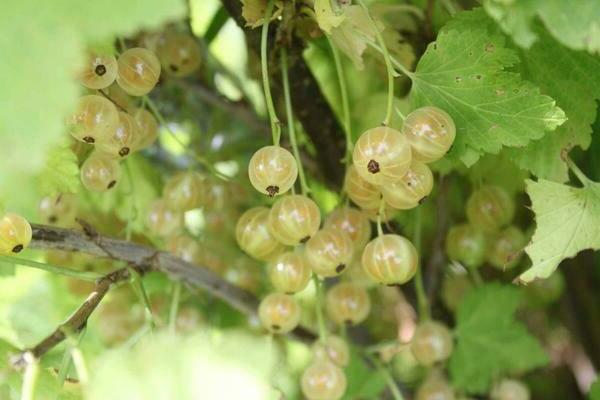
[343,349,387,399]
[449,283,548,394]
[240,0,283,28]
[506,31,600,181]
[409,9,566,167]
[315,0,345,33]
[36,145,80,196]
[467,153,528,195]
[0,0,185,202]
[483,0,600,54]
[590,379,600,400]
[519,179,600,283]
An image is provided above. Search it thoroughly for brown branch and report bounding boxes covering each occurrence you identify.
[12,224,315,364]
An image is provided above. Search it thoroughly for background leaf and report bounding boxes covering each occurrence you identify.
[449,283,548,394]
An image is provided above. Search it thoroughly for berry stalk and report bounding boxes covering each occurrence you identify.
[260,0,281,145]
[313,274,329,341]
[412,207,430,321]
[281,47,310,195]
[327,37,352,163]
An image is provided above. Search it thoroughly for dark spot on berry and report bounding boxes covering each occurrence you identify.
[83,136,95,144]
[336,264,346,273]
[266,185,279,197]
[344,319,353,326]
[419,196,428,205]
[95,64,107,76]
[119,147,130,157]
[48,215,57,224]
[12,244,23,253]
[107,180,117,189]
[367,160,380,174]
[300,236,310,244]
[271,324,281,331]
[169,64,179,72]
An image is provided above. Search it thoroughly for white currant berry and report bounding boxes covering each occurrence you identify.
[362,234,419,285]
[248,145,298,197]
[116,48,161,96]
[325,282,371,325]
[79,52,118,89]
[344,165,382,210]
[411,320,454,366]
[305,228,353,277]
[402,106,456,162]
[267,194,321,246]
[268,251,311,294]
[0,213,32,255]
[236,207,286,261]
[67,95,119,144]
[80,151,121,192]
[382,160,434,210]
[145,198,184,237]
[301,360,347,400]
[258,293,301,334]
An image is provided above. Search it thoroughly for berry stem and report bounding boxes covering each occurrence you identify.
[312,274,328,341]
[145,96,229,181]
[327,36,353,163]
[260,0,282,145]
[412,207,430,321]
[367,354,405,400]
[70,346,89,385]
[57,328,86,386]
[376,198,385,237]
[21,354,39,400]
[395,106,406,121]
[357,0,395,126]
[566,157,591,187]
[128,267,156,330]
[168,282,182,334]
[281,47,310,195]
[0,255,102,281]
[357,33,413,79]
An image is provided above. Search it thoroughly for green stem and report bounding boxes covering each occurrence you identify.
[280,47,310,195]
[124,159,136,242]
[144,96,229,181]
[169,282,182,334]
[70,347,89,385]
[327,36,353,163]
[128,268,156,330]
[313,274,328,341]
[412,208,430,321]
[57,328,86,387]
[0,256,101,281]
[376,198,385,237]
[21,355,39,400]
[358,33,414,78]
[260,0,281,145]
[369,355,404,400]
[357,0,395,126]
[395,106,406,121]
[566,157,591,186]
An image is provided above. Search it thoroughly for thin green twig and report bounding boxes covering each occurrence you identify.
[367,354,405,400]
[313,275,328,341]
[280,47,310,195]
[566,157,591,187]
[412,208,430,321]
[327,36,353,162]
[128,267,156,330]
[21,355,39,400]
[0,256,102,282]
[260,0,282,145]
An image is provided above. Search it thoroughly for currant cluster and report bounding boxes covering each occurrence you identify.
[445,185,526,271]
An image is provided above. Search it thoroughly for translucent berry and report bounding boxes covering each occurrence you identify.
[490,379,530,400]
[362,234,419,285]
[411,320,454,366]
[487,226,526,270]
[235,207,286,261]
[363,204,399,223]
[133,108,159,150]
[342,259,377,288]
[344,165,382,210]
[382,161,434,210]
[248,146,298,197]
[80,152,121,192]
[38,194,77,226]
[79,53,118,89]
[0,213,32,255]
[466,186,514,232]
[157,32,202,78]
[324,207,372,255]
[415,377,455,400]
[305,228,353,277]
[67,95,119,144]
[268,251,311,294]
[325,282,371,325]
[145,198,184,237]
[95,112,139,158]
[352,126,412,186]
[267,194,321,246]
[167,234,201,263]
[524,272,565,307]
[312,335,350,367]
[441,273,473,313]
[258,293,301,333]
[392,346,425,386]
[445,224,488,269]
[163,171,207,212]
[116,48,161,96]
[101,82,134,112]
[402,106,456,162]
[301,360,347,400]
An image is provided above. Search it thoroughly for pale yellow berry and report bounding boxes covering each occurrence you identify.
[466,185,514,232]
[145,198,184,237]
[258,293,301,333]
[305,228,353,277]
[312,335,350,367]
[411,321,454,366]
[382,161,434,210]
[38,194,77,226]
[133,108,159,150]
[301,360,347,400]
[248,145,298,197]
[95,111,139,158]
[0,213,32,255]
[324,207,372,255]
[267,194,321,246]
[269,251,311,294]
[403,106,456,162]
[344,165,382,210]
[490,379,530,400]
[362,234,419,285]
[156,31,202,78]
[116,48,161,96]
[80,152,121,192]
[79,53,118,89]
[325,282,371,325]
[163,171,207,212]
[236,207,286,261]
[67,95,119,144]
